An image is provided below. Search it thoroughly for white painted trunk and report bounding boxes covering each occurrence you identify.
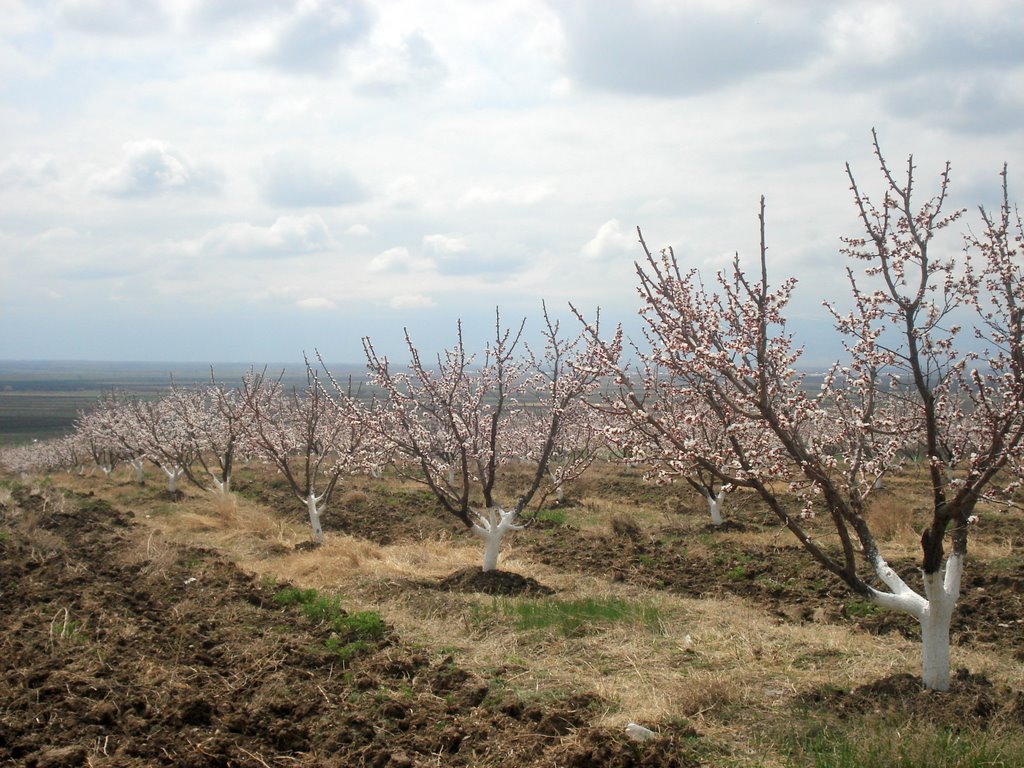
[210,474,231,497]
[868,551,962,691]
[99,464,113,479]
[706,490,724,526]
[447,466,456,485]
[472,507,525,572]
[481,531,504,572]
[130,457,145,484]
[162,465,184,494]
[305,493,324,544]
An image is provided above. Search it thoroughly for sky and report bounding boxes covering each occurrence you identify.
[1,0,1022,366]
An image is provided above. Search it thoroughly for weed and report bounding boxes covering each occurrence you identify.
[273,587,319,607]
[474,596,663,637]
[726,565,749,581]
[535,508,567,526]
[272,585,386,662]
[844,600,880,618]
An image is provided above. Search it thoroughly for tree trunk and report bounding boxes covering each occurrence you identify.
[305,493,324,544]
[919,559,961,691]
[130,457,145,484]
[706,489,724,526]
[868,551,962,691]
[471,507,524,572]
[210,474,231,496]
[162,465,184,494]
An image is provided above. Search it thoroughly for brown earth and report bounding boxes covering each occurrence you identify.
[4,464,1021,766]
[0,484,703,767]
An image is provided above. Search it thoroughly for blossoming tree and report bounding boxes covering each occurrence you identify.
[242,362,375,544]
[581,136,1024,690]
[360,306,605,572]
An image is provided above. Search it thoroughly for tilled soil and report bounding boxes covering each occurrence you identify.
[0,485,702,767]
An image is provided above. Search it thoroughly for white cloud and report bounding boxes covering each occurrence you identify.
[423,234,468,253]
[264,0,374,74]
[259,149,366,208]
[59,0,167,37]
[188,215,334,260]
[92,140,223,198]
[582,219,635,260]
[551,0,823,97]
[345,224,372,236]
[0,152,60,188]
[297,296,337,310]
[367,246,435,273]
[354,30,448,96]
[390,294,436,309]
[456,182,555,208]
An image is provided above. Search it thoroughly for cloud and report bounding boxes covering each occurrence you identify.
[367,246,435,273]
[582,219,636,260]
[265,0,374,75]
[390,294,436,309]
[345,224,372,236]
[423,234,468,254]
[0,153,60,188]
[456,182,555,208]
[551,0,823,97]
[355,30,448,97]
[297,296,337,310]
[259,150,367,208]
[92,140,223,198]
[883,75,1024,135]
[58,0,167,36]
[189,215,334,260]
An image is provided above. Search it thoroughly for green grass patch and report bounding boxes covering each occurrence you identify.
[726,565,749,581]
[475,596,663,637]
[785,722,1024,768]
[272,585,386,662]
[844,599,881,617]
[534,508,568,526]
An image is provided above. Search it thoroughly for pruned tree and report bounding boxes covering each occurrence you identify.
[579,135,1024,690]
[360,306,605,572]
[594,355,742,527]
[168,371,255,497]
[243,362,372,544]
[129,391,198,494]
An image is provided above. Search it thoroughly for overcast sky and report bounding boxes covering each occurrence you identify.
[1,0,1022,366]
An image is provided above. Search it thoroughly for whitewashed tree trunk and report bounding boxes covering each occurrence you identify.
[548,467,565,503]
[161,464,184,494]
[471,507,525,572]
[705,489,725,526]
[305,492,325,544]
[867,551,962,691]
[209,473,231,497]
[129,457,145,484]
[99,464,113,479]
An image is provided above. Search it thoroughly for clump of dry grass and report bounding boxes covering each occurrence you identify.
[865,492,919,544]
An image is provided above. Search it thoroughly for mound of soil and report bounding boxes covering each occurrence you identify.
[801,669,1024,730]
[438,566,556,596]
[2,482,699,767]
